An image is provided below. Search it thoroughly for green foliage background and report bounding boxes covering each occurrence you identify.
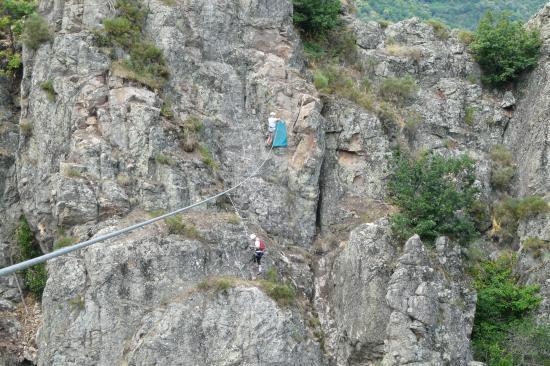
[356,0,547,30]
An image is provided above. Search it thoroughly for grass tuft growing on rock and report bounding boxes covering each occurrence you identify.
[383,44,423,61]
[426,19,449,40]
[458,30,475,45]
[489,145,516,192]
[464,105,476,126]
[378,75,417,105]
[491,196,549,244]
[522,237,548,258]
[154,153,175,166]
[53,236,77,250]
[19,121,33,137]
[197,277,236,294]
[197,270,296,307]
[63,167,82,178]
[165,215,201,239]
[40,80,56,102]
[199,144,218,170]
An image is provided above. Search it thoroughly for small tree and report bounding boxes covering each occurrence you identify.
[389,151,479,244]
[471,12,542,85]
[293,0,341,36]
[471,254,542,365]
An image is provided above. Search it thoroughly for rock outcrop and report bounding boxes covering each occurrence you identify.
[315,222,476,366]
[38,212,325,365]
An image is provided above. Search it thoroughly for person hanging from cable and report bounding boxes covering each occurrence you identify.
[249,233,266,274]
[265,111,278,147]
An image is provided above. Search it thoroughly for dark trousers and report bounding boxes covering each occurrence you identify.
[254,251,264,265]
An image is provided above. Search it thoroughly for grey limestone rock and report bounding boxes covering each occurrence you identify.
[382,235,476,366]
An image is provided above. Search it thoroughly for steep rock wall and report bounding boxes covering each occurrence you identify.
[1,1,550,365]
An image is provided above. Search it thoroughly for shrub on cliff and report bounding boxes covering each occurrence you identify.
[293,0,341,35]
[95,0,168,89]
[0,0,38,78]
[471,12,542,85]
[389,151,479,244]
[471,254,543,365]
[16,217,47,297]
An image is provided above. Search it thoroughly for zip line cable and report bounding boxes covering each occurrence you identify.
[0,139,276,277]
[2,35,286,278]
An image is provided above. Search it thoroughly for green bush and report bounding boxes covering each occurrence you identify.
[471,254,542,365]
[259,280,296,306]
[103,17,137,48]
[265,267,279,283]
[379,75,417,105]
[165,215,201,239]
[313,70,329,89]
[303,41,326,61]
[22,13,51,50]
[16,217,47,297]
[293,0,341,36]
[96,0,168,89]
[471,12,542,85]
[165,215,185,235]
[389,151,479,244]
[160,99,174,119]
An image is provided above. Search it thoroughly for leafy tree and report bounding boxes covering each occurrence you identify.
[293,0,341,35]
[471,254,542,365]
[471,12,542,85]
[0,0,36,78]
[388,151,479,244]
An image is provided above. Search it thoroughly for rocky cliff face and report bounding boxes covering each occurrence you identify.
[1,0,550,365]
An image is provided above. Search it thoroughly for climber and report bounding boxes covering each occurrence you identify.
[265,112,278,147]
[249,233,266,274]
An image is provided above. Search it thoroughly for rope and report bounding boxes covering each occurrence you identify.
[0,147,275,277]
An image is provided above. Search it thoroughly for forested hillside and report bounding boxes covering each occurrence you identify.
[356,0,547,29]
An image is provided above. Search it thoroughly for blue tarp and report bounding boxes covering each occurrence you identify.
[272,120,288,148]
